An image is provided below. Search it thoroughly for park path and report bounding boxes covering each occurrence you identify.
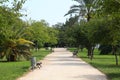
[17,48,107,80]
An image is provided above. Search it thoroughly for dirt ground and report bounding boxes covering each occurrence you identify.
[17,48,108,80]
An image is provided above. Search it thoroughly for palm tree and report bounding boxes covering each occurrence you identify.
[65,0,98,22]
[0,38,34,61]
[65,0,99,60]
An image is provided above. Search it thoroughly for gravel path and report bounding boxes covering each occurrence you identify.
[17,48,108,80]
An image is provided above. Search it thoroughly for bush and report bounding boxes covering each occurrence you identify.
[98,45,112,55]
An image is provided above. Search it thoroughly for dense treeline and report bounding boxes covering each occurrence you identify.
[0,0,120,65]
[54,0,120,65]
[0,0,58,61]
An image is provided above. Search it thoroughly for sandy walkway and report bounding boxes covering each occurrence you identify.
[17,48,108,80]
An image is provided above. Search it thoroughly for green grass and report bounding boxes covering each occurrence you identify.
[0,48,51,80]
[31,48,52,61]
[68,48,120,80]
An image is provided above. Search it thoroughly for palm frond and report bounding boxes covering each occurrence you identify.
[74,0,83,4]
[83,0,94,5]
[19,50,31,60]
[17,38,34,45]
[64,9,79,16]
[70,5,82,9]
[16,44,32,60]
[14,26,26,38]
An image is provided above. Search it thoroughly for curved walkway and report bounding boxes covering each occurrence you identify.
[17,48,107,80]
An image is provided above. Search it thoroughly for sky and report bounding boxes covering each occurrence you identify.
[22,0,77,26]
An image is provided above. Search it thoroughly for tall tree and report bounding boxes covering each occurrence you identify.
[97,0,120,65]
[25,20,58,49]
[53,23,68,47]
[64,0,99,59]
[65,0,98,22]
[0,0,33,61]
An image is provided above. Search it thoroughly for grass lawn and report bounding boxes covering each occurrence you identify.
[68,48,120,80]
[0,48,51,80]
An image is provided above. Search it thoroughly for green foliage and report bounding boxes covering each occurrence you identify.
[0,0,58,61]
[65,0,120,63]
[98,45,112,55]
[0,38,34,61]
[0,49,51,80]
[29,21,49,47]
[25,20,58,48]
[65,0,98,22]
[53,23,67,47]
[12,0,26,13]
[97,0,120,45]
[46,27,58,45]
[100,0,120,15]
[87,17,120,46]
[0,0,35,61]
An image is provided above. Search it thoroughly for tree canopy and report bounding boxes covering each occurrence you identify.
[0,0,58,61]
[62,0,120,64]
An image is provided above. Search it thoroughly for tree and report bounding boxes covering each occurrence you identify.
[28,20,49,48]
[0,0,8,4]
[98,45,112,55]
[25,20,58,49]
[88,17,120,65]
[0,0,34,61]
[71,21,96,59]
[65,0,98,22]
[64,0,100,59]
[64,0,120,64]
[96,0,120,65]
[53,23,67,47]
[0,38,34,61]
[45,27,58,48]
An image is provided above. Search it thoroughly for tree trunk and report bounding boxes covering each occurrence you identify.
[7,54,16,62]
[87,13,91,22]
[7,49,17,62]
[112,46,119,65]
[87,48,91,58]
[87,46,94,60]
[90,47,94,60]
[112,46,115,55]
[115,52,118,65]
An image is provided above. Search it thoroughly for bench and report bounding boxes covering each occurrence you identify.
[73,50,78,57]
[31,62,42,70]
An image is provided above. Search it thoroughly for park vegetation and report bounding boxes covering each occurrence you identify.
[54,0,120,65]
[0,0,120,79]
[0,0,58,62]
[0,1,57,79]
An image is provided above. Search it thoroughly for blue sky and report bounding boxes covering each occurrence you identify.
[22,0,77,26]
